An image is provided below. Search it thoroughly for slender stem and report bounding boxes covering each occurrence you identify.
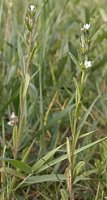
[26,32,32,73]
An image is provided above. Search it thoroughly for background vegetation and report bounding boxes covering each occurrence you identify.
[0,0,107,199]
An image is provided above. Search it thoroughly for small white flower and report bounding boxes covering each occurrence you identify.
[8,112,18,126]
[83,23,90,30]
[84,60,92,69]
[11,112,16,119]
[30,5,35,12]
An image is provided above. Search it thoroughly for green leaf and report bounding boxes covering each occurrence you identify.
[23,73,30,98]
[79,130,96,139]
[36,154,67,173]
[75,136,107,155]
[17,35,24,75]
[69,52,79,68]
[32,144,63,172]
[0,167,25,179]
[5,65,16,85]
[92,54,107,71]
[74,169,97,184]
[73,161,85,177]
[37,136,107,173]
[38,104,75,136]
[0,157,31,174]
[55,56,68,81]
[77,95,100,133]
[23,174,65,185]
[22,139,36,162]
[60,188,69,200]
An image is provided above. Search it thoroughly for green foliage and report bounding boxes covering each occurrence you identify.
[0,0,107,199]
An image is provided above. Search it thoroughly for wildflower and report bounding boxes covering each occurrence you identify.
[84,60,92,69]
[81,23,90,32]
[7,112,18,126]
[30,5,35,12]
[83,23,90,30]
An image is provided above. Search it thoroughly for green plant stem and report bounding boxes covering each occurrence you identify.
[26,32,32,73]
[69,70,87,200]
[7,31,33,198]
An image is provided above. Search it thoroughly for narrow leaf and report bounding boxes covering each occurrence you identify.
[0,157,31,174]
[32,144,63,172]
[23,174,65,185]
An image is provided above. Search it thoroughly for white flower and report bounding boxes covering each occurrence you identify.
[8,112,18,126]
[7,121,14,126]
[11,112,16,119]
[83,23,90,30]
[30,5,35,12]
[84,60,92,69]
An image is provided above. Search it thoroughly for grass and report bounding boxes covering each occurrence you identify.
[0,0,107,199]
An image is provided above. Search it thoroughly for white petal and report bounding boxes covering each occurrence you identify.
[30,5,35,11]
[11,112,16,119]
[7,121,13,126]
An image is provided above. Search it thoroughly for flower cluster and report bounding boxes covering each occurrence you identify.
[25,4,36,32]
[80,23,92,69]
